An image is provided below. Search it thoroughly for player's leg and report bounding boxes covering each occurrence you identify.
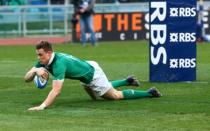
[110,76,140,89]
[121,87,162,99]
[83,85,97,100]
[101,88,123,100]
[101,87,161,100]
[85,61,161,100]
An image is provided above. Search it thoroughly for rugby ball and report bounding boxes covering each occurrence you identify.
[34,75,48,89]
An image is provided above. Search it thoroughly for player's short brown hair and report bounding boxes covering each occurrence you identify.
[36,41,53,52]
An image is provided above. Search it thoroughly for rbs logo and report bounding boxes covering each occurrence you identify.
[170,58,196,68]
[170,33,196,42]
[170,8,196,17]
[150,2,167,65]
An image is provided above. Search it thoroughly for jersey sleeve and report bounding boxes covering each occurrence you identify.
[53,62,66,80]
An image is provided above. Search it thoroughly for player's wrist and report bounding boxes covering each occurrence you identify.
[39,103,46,110]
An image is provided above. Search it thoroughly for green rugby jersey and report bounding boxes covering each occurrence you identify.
[35,52,95,84]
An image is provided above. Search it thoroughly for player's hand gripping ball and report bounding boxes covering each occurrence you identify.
[34,70,49,89]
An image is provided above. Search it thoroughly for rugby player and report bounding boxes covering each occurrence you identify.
[24,41,161,111]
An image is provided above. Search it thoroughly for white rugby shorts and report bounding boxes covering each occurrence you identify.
[83,61,112,96]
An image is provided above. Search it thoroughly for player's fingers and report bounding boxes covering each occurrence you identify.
[28,107,34,111]
[28,107,38,111]
[42,72,48,80]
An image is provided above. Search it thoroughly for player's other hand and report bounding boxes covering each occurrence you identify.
[28,106,44,111]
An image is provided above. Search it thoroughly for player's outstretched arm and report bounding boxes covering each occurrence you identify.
[28,80,64,111]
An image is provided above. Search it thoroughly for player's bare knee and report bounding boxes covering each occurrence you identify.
[112,91,123,100]
[102,88,123,100]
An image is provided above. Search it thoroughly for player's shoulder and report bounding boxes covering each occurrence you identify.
[53,52,69,65]
[51,58,66,72]
[54,52,66,61]
[55,52,71,58]
[56,52,78,61]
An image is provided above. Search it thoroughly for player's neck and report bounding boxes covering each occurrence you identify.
[47,52,55,66]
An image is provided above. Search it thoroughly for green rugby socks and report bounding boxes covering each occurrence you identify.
[122,89,151,99]
[111,79,129,88]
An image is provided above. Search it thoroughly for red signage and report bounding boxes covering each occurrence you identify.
[73,12,147,42]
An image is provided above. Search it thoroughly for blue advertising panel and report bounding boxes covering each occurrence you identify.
[149,0,197,82]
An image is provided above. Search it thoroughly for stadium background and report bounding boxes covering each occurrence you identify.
[0,0,210,44]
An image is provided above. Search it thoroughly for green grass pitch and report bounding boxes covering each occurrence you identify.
[0,41,209,131]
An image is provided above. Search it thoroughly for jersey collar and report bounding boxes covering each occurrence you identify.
[47,52,55,66]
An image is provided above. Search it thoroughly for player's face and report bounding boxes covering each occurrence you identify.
[36,49,52,65]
